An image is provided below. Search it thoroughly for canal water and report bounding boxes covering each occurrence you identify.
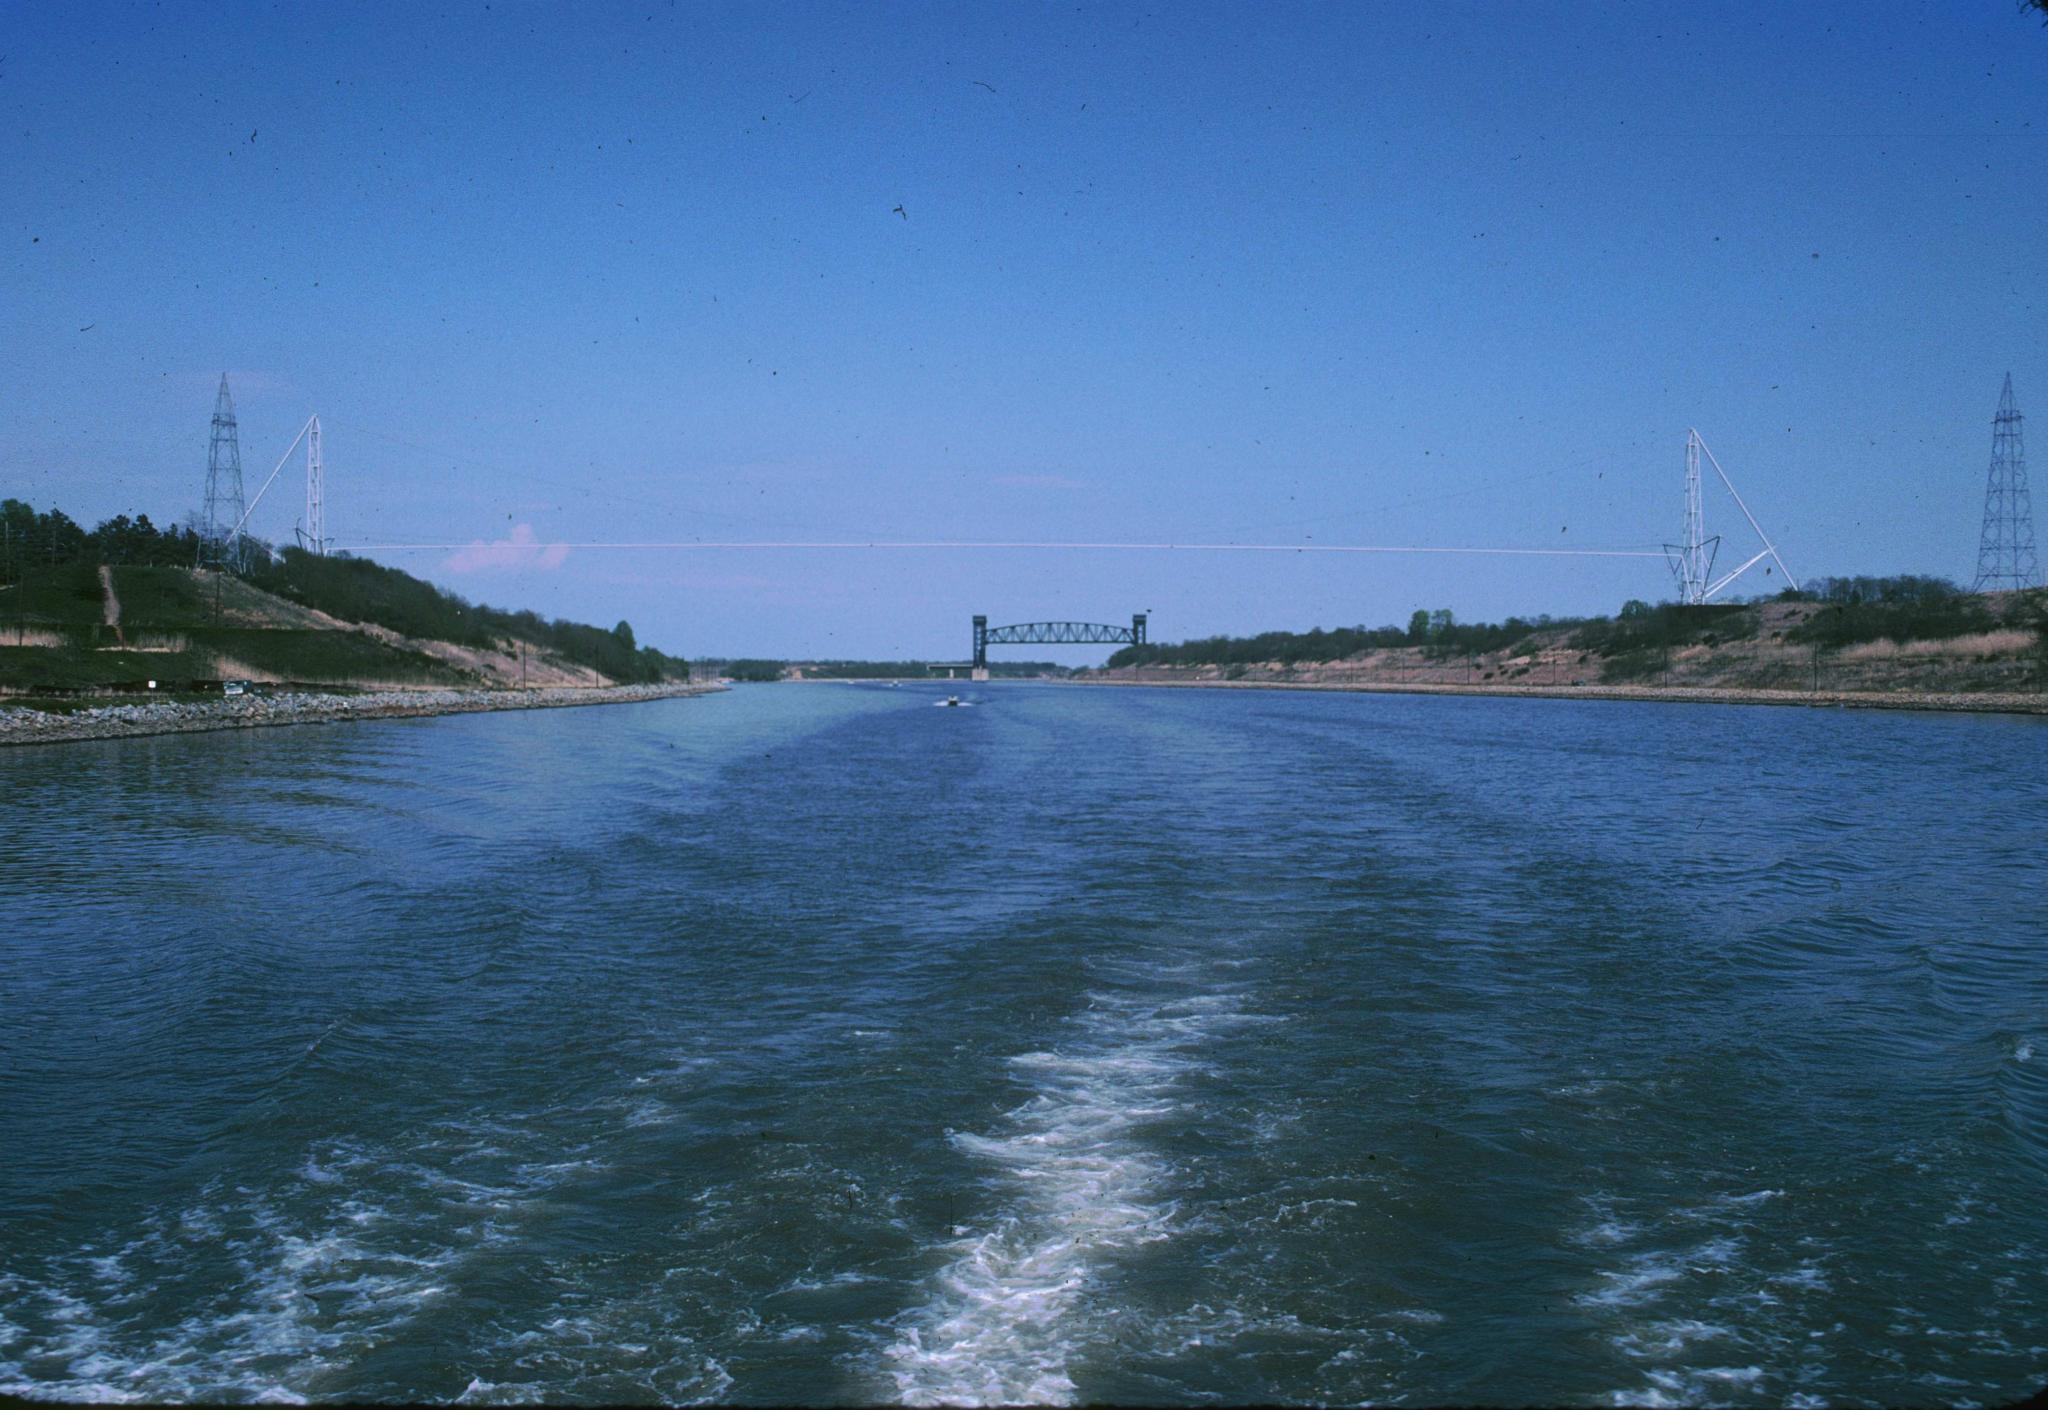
[2,683,2044,1405]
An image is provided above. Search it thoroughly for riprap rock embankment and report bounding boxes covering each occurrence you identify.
[0,683,720,748]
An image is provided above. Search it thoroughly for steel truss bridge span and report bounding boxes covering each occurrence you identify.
[973,614,1146,673]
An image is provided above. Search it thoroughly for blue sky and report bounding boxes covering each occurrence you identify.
[4,1,2044,661]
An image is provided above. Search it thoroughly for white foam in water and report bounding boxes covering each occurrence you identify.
[1719,1189,1784,1207]
[884,986,1255,1406]
[1581,1231,1749,1315]
[1569,1194,1641,1250]
[1579,1251,1691,1310]
[1769,1262,1830,1291]
[0,1131,604,1403]
[623,1098,673,1128]
[1576,1182,1865,1408]
[1613,1318,1731,1357]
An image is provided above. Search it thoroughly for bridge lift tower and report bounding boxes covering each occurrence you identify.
[972,614,1147,681]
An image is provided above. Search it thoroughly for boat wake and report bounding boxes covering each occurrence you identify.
[883,982,1258,1406]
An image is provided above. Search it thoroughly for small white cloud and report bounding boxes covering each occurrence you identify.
[442,523,569,574]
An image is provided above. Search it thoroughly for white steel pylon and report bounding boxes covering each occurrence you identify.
[227,414,320,559]
[1663,429,1799,603]
[1667,431,1716,603]
[298,417,326,555]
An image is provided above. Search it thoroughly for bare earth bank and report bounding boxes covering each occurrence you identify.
[0,682,724,749]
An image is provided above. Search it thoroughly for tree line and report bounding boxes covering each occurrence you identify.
[0,499,207,581]
[1106,609,1597,669]
[1775,575,2006,649]
[703,659,1064,681]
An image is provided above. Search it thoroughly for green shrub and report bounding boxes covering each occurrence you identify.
[1787,596,1994,649]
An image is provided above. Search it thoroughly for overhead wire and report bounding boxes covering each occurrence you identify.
[337,539,1663,558]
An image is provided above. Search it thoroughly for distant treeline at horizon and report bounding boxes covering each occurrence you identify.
[0,498,687,684]
[1104,575,2046,670]
[705,659,1063,681]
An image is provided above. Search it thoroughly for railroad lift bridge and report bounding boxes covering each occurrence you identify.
[939,613,1147,680]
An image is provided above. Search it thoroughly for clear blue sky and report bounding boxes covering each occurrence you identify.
[4,1,2044,661]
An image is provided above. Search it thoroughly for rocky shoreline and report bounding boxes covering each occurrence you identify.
[1073,674,2048,716]
[0,682,723,749]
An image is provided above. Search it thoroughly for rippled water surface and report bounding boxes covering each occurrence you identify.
[3,683,2045,1405]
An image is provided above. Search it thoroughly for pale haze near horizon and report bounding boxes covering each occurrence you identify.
[3,1,2043,663]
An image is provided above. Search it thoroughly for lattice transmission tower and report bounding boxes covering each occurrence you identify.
[1667,431,1718,604]
[1663,429,1796,603]
[297,416,328,555]
[199,373,247,569]
[1971,373,2037,593]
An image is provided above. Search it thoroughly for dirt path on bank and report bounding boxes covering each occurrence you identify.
[97,565,122,643]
